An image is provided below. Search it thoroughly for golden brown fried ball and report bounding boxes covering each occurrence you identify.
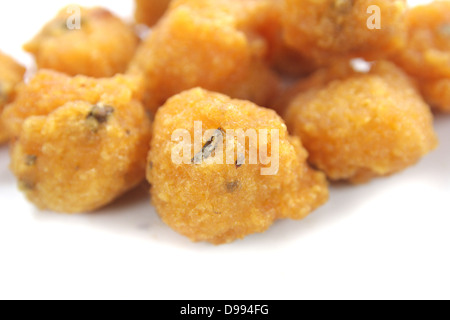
[392,1,450,113]
[285,61,438,183]
[128,0,281,112]
[135,0,172,26]
[147,88,329,244]
[283,0,407,62]
[24,6,139,77]
[0,52,25,143]
[5,70,151,213]
[393,1,450,80]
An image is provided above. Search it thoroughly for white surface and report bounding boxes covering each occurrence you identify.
[0,0,449,300]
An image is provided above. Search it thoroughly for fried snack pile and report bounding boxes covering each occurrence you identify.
[24,6,138,77]
[0,0,448,244]
[283,0,407,62]
[285,62,438,183]
[134,0,172,26]
[0,52,25,143]
[128,0,281,112]
[147,88,328,244]
[3,70,151,213]
[392,1,450,112]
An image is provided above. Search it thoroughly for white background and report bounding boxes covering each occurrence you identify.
[0,0,449,300]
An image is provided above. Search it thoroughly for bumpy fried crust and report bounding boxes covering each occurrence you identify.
[24,7,138,77]
[391,1,450,113]
[0,52,25,143]
[393,1,450,79]
[273,61,355,114]
[285,61,438,183]
[421,78,450,113]
[2,70,144,138]
[128,0,281,112]
[283,0,407,62]
[5,71,151,213]
[147,88,328,244]
[135,0,172,26]
[259,0,323,77]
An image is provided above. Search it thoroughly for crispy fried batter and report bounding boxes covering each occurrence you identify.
[283,0,407,62]
[2,70,144,138]
[24,7,138,77]
[393,1,450,113]
[0,52,25,143]
[393,1,450,79]
[421,78,450,113]
[6,70,151,213]
[285,61,438,183]
[128,0,281,112]
[273,60,354,114]
[147,88,328,244]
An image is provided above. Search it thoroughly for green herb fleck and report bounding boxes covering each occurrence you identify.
[19,179,35,191]
[440,24,450,37]
[226,181,240,193]
[86,104,115,132]
[192,128,225,164]
[25,155,37,166]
